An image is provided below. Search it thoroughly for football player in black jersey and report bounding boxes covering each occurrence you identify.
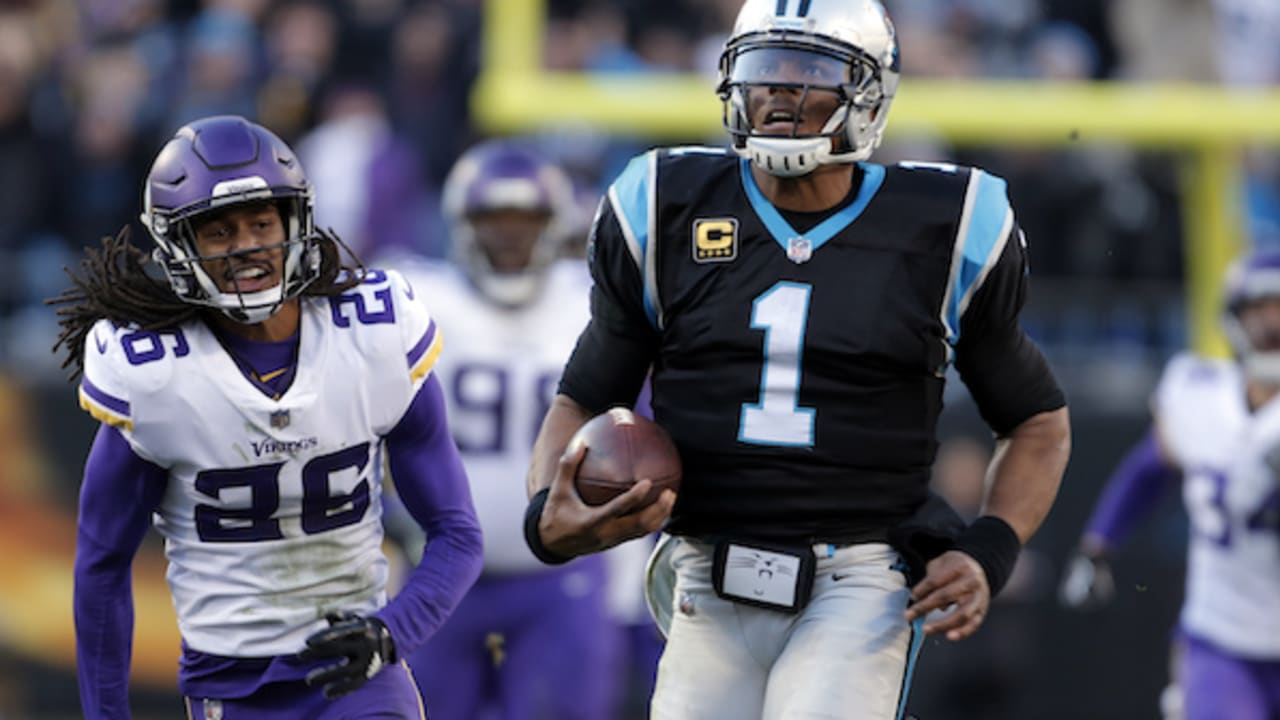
[522,0,1071,717]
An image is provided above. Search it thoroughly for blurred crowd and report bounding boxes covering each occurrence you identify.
[0,0,1278,401]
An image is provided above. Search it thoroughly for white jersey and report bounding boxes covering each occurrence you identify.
[400,259,589,573]
[78,269,440,657]
[1154,352,1280,658]
[399,258,654,622]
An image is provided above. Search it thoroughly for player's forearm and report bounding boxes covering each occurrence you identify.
[983,406,1071,543]
[74,534,137,720]
[527,393,592,498]
[1081,428,1178,553]
[74,427,165,718]
[380,376,484,654]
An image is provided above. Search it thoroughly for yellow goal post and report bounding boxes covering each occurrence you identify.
[471,0,1280,358]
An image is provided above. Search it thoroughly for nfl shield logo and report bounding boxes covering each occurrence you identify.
[270,410,290,429]
[203,699,223,720]
[786,237,813,264]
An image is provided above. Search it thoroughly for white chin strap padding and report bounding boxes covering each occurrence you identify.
[745,136,830,177]
[1244,352,1280,385]
[742,105,854,177]
[477,272,542,307]
[1225,316,1280,385]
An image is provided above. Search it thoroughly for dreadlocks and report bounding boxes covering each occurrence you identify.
[48,225,365,380]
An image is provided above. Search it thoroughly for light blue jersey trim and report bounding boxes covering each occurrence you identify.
[895,616,927,720]
[941,169,1013,351]
[606,151,661,329]
[739,159,886,255]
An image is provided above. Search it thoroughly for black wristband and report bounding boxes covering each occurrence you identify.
[523,488,572,565]
[953,515,1021,597]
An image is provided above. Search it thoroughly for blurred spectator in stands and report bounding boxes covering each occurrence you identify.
[258,1,339,141]
[1210,0,1280,254]
[1110,0,1216,82]
[332,0,405,80]
[57,44,153,251]
[387,2,479,186]
[298,81,433,261]
[169,7,259,127]
[1212,0,1280,87]
[78,0,180,129]
[0,11,53,323]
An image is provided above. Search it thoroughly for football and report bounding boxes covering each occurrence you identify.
[571,407,682,506]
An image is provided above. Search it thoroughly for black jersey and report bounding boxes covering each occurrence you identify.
[559,147,1065,544]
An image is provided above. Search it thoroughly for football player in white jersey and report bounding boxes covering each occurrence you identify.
[1062,252,1280,719]
[394,140,655,719]
[49,115,483,719]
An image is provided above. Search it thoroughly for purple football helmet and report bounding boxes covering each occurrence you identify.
[1224,251,1280,382]
[441,141,574,306]
[140,115,322,324]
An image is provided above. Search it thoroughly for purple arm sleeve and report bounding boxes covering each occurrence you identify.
[74,425,168,720]
[1083,429,1180,551]
[375,373,483,655]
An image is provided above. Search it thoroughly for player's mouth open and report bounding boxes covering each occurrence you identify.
[226,264,275,293]
[760,109,801,134]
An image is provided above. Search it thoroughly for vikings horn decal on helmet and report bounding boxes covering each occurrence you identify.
[718,0,900,177]
[1223,252,1280,384]
[140,115,322,324]
[442,141,575,307]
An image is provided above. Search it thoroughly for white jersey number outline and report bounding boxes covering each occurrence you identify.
[739,281,816,447]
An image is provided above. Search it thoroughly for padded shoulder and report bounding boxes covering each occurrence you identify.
[326,268,442,388]
[79,318,192,432]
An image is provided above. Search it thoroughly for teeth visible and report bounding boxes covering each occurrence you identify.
[233,267,267,280]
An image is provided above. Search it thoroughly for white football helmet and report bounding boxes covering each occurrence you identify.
[718,0,900,177]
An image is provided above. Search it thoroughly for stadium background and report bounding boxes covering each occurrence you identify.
[0,0,1278,717]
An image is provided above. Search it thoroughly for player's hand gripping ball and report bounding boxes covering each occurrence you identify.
[571,408,681,506]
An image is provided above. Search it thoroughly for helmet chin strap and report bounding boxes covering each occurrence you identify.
[741,105,856,177]
[197,272,288,324]
[475,271,544,308]
[744,136,832,177]
[1243,353,1280,387]
[1225,316,1280,386]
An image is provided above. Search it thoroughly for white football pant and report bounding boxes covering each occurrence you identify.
[649,539,923,720]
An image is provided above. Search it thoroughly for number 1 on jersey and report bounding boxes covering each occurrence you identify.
[739,282,815,447]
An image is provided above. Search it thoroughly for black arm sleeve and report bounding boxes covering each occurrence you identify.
[954,224,1066,435]
[557,198,660,413]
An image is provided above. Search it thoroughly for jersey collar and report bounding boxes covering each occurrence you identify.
[739,159,885,259]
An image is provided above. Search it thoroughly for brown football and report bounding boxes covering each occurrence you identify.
[571,407,682,506]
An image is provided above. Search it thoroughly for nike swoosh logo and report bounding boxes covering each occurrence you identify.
[403,282,416,300]
[831,573,850,582]
[95,332,108,354]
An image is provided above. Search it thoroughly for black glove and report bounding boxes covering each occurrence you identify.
[1058,550,1115,610]
[299,612,397,699]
